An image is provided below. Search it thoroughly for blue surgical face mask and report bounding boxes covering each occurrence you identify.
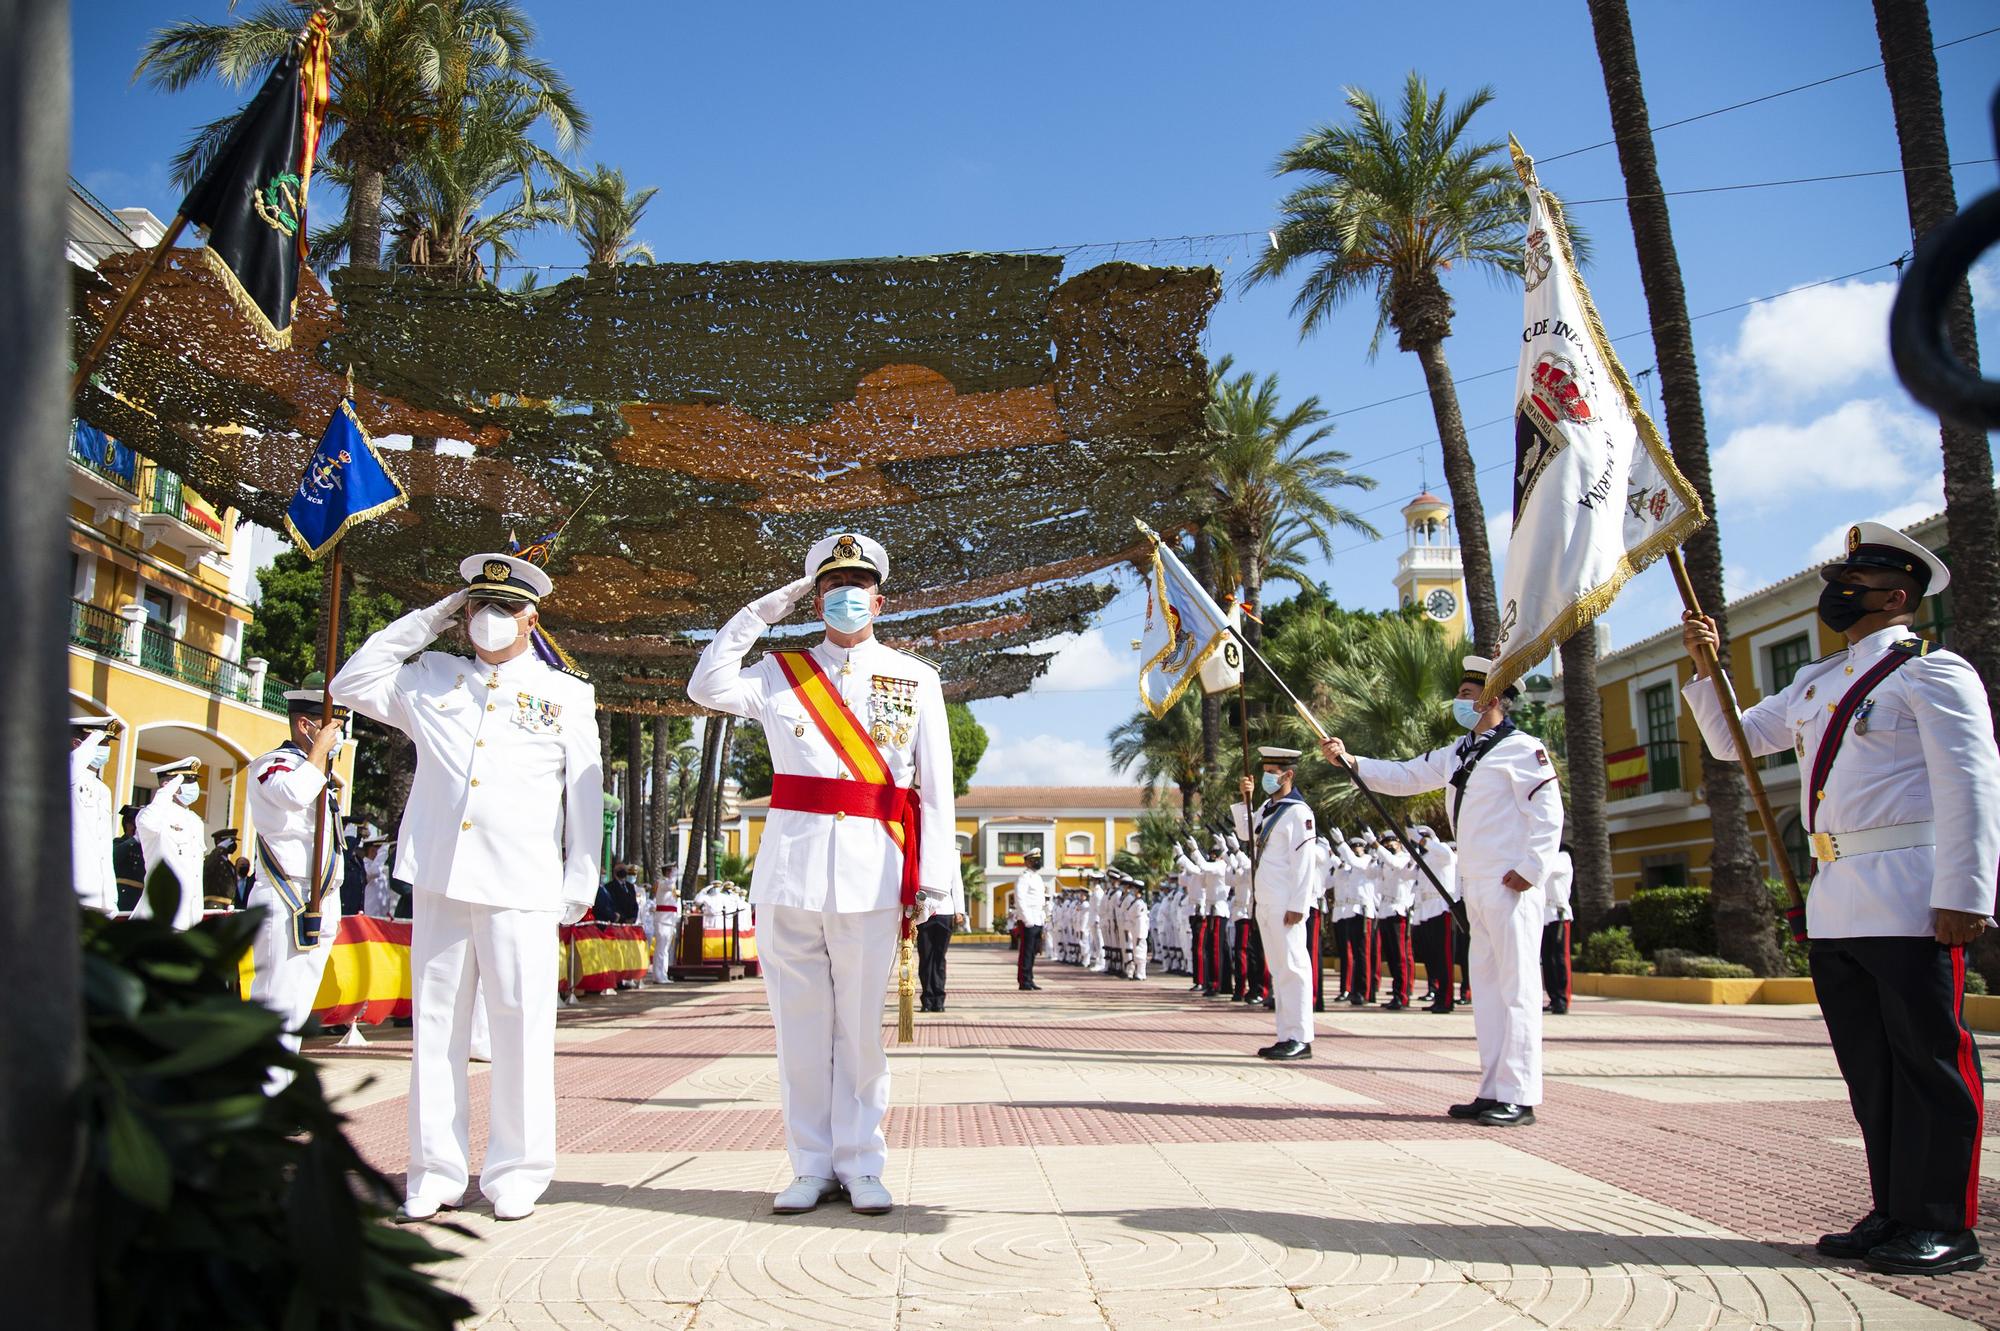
[822,585,875,634]
[1451,698,1485,730]
[1261,771,1282,795]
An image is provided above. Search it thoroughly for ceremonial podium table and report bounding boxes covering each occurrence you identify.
[669,911,758,982]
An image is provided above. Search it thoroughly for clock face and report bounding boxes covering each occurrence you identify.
[1424,588,1458,621]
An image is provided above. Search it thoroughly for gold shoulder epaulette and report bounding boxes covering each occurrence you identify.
[1890,637,1932,657]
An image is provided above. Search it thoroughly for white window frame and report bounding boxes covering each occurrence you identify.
[1747,614,1818,701]
[1124,833,1142,854]
[1625,664,1682,747]
[987,822,1053,872]
[954,832,973,858]
[1064,831,1094,857]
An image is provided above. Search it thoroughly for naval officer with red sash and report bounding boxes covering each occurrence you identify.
[689,532,956,1217]
[1682,521,1999,1276]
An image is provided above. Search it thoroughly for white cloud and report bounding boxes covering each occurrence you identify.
[1971,256,2000,312]
[1026,629,1130,694]
[1805,474,1945,563]
[1718,276,1897,403]
[973,729,1121,787]
[1710,398,1936,509]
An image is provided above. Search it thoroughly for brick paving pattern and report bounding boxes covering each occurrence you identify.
[310,945,2000,1328]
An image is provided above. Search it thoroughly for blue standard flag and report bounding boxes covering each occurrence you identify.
[283,399,409,560]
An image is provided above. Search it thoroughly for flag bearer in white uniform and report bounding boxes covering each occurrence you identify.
[1234,746,1319,1060]
[1682,522,1999,1276]
[70,716,121,912]
[334,552,602,1222]
[1322,655,1563,1126]
[245,681,350,1092]
[689,532,956,1218]
[133,757,208,929]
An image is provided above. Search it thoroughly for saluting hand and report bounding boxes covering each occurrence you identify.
[1935,908,1990,947]
[753,576,816,625]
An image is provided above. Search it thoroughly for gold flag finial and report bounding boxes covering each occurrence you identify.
[1508,134,1537,188]
[896,931,916,1043]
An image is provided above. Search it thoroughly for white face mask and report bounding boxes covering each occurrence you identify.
[174,780,199,807]
[469,604,522,653]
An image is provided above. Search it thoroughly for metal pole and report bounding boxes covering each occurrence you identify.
[69,212,188,400]
[305,542,345,920]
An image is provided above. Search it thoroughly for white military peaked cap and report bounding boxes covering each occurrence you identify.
[805,532,888,586]
[152,756,201,779]
[460,551,553,603]
[1823,520,1950,596]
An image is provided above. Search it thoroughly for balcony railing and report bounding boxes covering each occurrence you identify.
[69,599,290,714]
[143,465,187,522]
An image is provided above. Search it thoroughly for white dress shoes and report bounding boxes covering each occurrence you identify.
[846,1176,893,1215]
[396,1195,457,1222]
[771,1175,843,1214]
[492,1196,536,1221]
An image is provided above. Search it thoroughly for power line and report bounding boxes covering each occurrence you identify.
[1562,157,1997,207]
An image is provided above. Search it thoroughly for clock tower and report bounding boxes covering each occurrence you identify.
[1393,492,1469,643]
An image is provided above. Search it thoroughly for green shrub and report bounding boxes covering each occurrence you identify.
[1629,885,1716,957]
[1578,926,1642,974]
[1655,948,1756,980]
[1767,879,1812,976]
[1608,957,1656,976]
[84,869,472,1330]
[1969,970,1990,997]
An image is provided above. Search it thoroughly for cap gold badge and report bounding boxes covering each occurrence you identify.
[483,559,511,581]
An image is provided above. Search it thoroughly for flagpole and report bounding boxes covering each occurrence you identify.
[304,540,346,931]
[70,213,189,400]
[1665,548,1807,935]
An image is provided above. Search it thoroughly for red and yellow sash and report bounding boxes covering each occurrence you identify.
[769,650,921,932]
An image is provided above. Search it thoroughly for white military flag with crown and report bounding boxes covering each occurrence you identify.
[1484,138,1707,701]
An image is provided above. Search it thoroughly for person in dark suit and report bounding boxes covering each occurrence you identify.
[112,805,146,911]
[339,835,367,917]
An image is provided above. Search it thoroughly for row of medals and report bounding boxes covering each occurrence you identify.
[868,675,917,748]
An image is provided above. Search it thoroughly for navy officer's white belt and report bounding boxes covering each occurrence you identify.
[1809,820,1935,864]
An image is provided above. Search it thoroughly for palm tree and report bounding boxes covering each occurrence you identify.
[1280,615,1465,831]
[1872,1,1998,708]
[1560,630,1614,934]
[1584,0,1780,974]
[1251,73,1521,649]
[1206,358,1378,646]
[572,164,659,270]
[1108,693,1207,819]
[1111,809,1187,885]
[136,0,587,272]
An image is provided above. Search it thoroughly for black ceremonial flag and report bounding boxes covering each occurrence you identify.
[177,16,331,348]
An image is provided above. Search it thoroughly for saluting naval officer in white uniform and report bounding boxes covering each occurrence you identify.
[244,680,351,1092]
[1234,746,1319,1060]
[1322,655,1563,1126]
[133,756,209,929]
[1682,522,2000,1276]
[70,715,121,912]
[688,532,957,1217]
[333,552,602,1222]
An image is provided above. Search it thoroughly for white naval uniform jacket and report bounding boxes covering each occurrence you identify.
[245,741,339,910]
[1684,625,2000,938]
[71,747,116,912]
[1014,868,1049,928]
[1352,727,1563,894]
[1232,795,1319,917]
[332,602,603,911]
[687,605,957,913]
[1543,851,1574,925]
[1374,846,1416,916]
[134,782,206,928]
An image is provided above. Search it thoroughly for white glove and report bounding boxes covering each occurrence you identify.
[428,590,469,628]
[752,576,815,626]
[560,901,589,926]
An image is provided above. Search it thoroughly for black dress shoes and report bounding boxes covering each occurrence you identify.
[1447,1097,1499,1120]
[1866,1228,1985,1275]
[1348,993,1368,1007]
[1426,1001,1454,1014]
[1382,1000,1406,1012]
[1477,1103,1535,1127]
[1547,999,1569,1015]
[1255,1042,1283,1058]
[1265,1040,1312,1060]
[1816,1211,1901,1259]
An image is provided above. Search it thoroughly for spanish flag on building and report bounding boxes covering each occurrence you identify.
[176,12,333,348]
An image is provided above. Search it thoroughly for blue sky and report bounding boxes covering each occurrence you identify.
[72,1,2000,785]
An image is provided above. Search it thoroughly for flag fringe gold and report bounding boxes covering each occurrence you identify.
[1137,541,1232,719]
[1482,140,1710,703]
[896,930,916,1044]
[193,245,295,351]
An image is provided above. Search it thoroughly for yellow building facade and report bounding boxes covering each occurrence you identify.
[1391,492,1470,644]
[67,182,354,846]
[694,785,1148,929]
[1590,509,1952,897]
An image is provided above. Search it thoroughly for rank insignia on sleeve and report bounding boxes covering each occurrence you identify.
[1535,749,1549,765]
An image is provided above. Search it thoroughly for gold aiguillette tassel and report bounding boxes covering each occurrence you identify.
[896,925,916,1044]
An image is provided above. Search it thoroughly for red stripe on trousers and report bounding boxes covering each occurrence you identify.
[1562,921,1572,1002]
[1953,945,1984,1227]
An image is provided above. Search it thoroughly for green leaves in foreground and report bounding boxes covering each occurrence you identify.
[81,869,473,1330]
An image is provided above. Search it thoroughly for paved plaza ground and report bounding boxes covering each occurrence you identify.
[311,945,2000,1329]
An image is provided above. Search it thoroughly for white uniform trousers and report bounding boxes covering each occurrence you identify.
[406,893,560,1209]
[1131,923,1149,980]
[246,885,339,1094]
[1463,872,1545,1105]
[650,918,677,983]
[1256,903,1314,1045]
[760,903,901,1183]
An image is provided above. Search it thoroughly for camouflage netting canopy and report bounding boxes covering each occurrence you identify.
[72,248,1220,711]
